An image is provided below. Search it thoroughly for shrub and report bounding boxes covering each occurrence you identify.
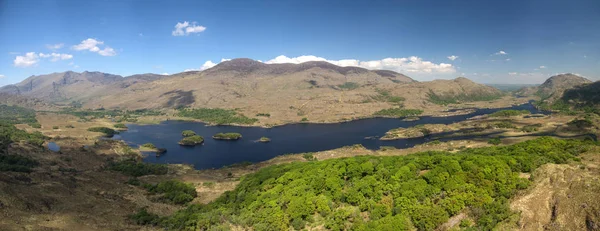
[371,89,405,104]
[374,108,423,118]
[302,153,316,161]
[129,208,160,226]
[0,154,39,172]
[338,82,360,90]
[87,127,118,136]
[52,126,59,129]
[212,133,242,140]
[178,108,258,125]
[489,110,530,117]
[109,160,168,177]
[144,180,197,205]
[29,123,42,128]
[301,118,309,122]
[114,123,128,129]
[181,130,196,137]
[427,90,503,105]
[256,113,271,117]
[488,137,501,145]
[494,121,516,129]
[521,124,542,133]
[65,124,75,128]
[259,136,271,143]
[179,135,204,146]
[141,143,157,149]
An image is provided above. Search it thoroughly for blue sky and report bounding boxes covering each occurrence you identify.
[1,0,599,86]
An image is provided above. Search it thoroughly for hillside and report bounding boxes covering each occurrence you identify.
[517,74,592,101]
[0,59,514,125]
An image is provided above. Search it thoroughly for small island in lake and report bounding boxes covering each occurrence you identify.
[181,130,197,137]
[179,135,205,146]
[140,143,168,155]
[258,137,271,143]
[212,132,242,140]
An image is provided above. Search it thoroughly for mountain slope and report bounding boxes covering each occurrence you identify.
[0,71,124,102]
[517,74,592,101]
[0,58,512,124]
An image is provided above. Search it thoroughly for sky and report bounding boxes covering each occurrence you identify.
[1,0,599,86]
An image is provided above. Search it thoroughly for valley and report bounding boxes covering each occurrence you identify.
[0,62,599,231]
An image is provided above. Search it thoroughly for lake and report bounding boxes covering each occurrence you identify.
[118,103,542,170]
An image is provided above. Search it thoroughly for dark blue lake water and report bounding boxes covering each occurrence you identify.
[118,103,542,170]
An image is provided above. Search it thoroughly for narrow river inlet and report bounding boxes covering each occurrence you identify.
[118,103,542,170]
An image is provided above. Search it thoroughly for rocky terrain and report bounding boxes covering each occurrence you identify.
[517,73,592,102]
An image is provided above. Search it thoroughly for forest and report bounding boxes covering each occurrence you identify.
[134,137,596,231]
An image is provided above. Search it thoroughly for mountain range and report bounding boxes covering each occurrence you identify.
[2,58,593,124]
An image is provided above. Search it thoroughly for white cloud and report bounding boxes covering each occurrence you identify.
[98,47,116,56]
[172,21,206,36]
[0,74,4,78]
[72,38,117,56]
[39,52,73,61]
[494,50,507,55]
[184,68,200,72]
[161,73,169,75]
[447,55,459,61]
[72,38,103,51]
[508,72,518,76]
[13,52,39,67]
[505,58,511,61]
[264,55,456,74]
[46,43,64,50]
[200,60,217,70]
[539,65,546,69]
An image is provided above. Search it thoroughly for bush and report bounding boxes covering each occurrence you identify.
[494,121,516,129]
[0,105,38,125]
[567,119,594,128]
[301,118,309,122]
[259,137,271,143]
[178,108,258,125]
[65,124,75,128]
[114,123,128,129]
[338,82,360,90]
[52,126,59,129]
[371,89,405,104]
[374,108,423,118]
[302,153,316,161]
[109,160,168,177]
[129,208,160,225]
[181,130,196,137]
[488,137,501,145]
[521,124,542,133]
[0,154,39,172]
[1,122,47,150]
[256,113,271,117]
[179,135,204,146]
[144,180,197,205]
[212,133,242,140]
[87,127,118,136]
[141,143,157,149]
[29,123,42,128]
[427,90,503,105]
[489,110,530,117]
